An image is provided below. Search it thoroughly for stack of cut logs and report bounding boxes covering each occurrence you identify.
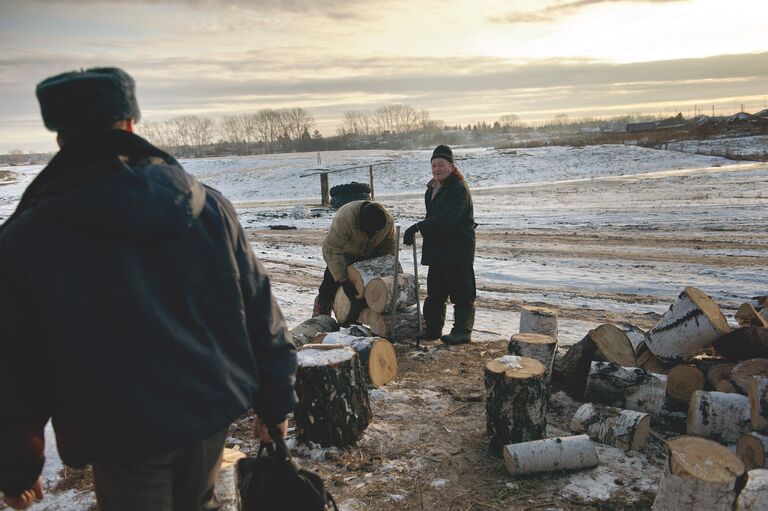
[332,255,422,340]
[490,290,768,508]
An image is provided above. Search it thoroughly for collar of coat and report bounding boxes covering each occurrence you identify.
[427,168,465,189]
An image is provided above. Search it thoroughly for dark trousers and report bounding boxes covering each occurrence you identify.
[423,264,476,336]
[92,429,228,511]
[318,267,341,302]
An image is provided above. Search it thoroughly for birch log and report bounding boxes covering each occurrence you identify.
[518,305,558,339]
[644,286,731,363]
[561,324,637,399]
[333,287,366,325]
[346,255,403,298]
[666,364,706,408]
[621,324,647,353]
[294,348,371,447]
[635,340,669,374]
[320,333,398,388]
[289,314,339,347]
[485,356,547,450]
[570,403,650,451]
[735,469,768,511]
[736,303,768,328]
[714,328,768,361]
[687,356,737,392]
[732,359,768,395]
[507,333,558,381]
[737,432,768,470]
[687,390,753,444]
[652,436,745,511]
[749,376,768,433]
[364,274,417,313]
[358,306,422,341]
[503,435,598,476]
[584,361,666,416]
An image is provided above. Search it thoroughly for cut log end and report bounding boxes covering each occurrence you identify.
[737,432,768,470]
[668,436,745,481]
[590,323,637,367]
[666,364,706,403]
[486,355,546,380]
[684,286,731,335]
[368,339,398,388]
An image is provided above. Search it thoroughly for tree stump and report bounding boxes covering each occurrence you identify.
[732,359,768,395]
[714,328,768,361]
[749,376,768,433]
[503,435,598,476]
[652,436,745,511]
[635,340,669,374]
[666,364,706,409]
[485,355,547,451]
[347,255,403,298]
[644,286,731,363]
[294,348,371,447]
[735,469,768,510]
[358,305,422,341]
[363,274,417,313]
[584,361,666,416]
[560,324,637,399]
[570,403,650,451]
[737,432,768,470]
[507,333,558,382]
[289,314,338,347]
[321,333,397,388]
[687,390,752,444]
[518,305,558,339]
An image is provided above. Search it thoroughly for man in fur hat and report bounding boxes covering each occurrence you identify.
[0,67,297,510]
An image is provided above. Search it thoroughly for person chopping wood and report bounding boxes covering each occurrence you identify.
[313,201,395,319]
[403,144,477,345]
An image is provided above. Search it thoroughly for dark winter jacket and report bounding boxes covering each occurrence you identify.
[0,130,297,498]
[418,170,476,266]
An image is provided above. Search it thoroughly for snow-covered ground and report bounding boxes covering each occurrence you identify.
[659,134,768,159]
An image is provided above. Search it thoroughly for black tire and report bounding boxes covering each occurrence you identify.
[329,182,370,197]
[331,192,371,209]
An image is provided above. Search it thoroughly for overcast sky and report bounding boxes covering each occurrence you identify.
[1,0,766,152]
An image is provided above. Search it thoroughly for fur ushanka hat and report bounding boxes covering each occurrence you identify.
[36,67,141,131]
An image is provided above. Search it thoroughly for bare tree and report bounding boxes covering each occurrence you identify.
[500,114,521,127]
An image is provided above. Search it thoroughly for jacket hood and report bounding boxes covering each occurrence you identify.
[20,131,206,238]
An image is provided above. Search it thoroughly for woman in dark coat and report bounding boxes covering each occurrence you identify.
[404,145,476,344]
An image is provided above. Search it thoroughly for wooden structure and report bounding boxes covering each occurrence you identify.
[299,160,392,207]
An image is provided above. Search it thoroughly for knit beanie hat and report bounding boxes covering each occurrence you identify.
[431,144,454,163]
[359,202,387,232]
[36,67,141,131]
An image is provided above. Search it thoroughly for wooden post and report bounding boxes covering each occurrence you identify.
[320,172,329,207]
[368,165,375,200]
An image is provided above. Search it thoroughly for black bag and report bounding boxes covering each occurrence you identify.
[237,426,337,511]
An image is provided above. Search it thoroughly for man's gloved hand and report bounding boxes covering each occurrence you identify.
[403,223,419,246]
[341,280,358,300]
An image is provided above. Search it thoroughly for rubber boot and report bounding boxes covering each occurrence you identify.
[441,302,475,345]
[421,296,446,340]
[312,295,333,317]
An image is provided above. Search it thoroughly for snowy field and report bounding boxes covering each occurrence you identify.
[1,141,767,509]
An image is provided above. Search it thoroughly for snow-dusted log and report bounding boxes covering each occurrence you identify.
[364,274,417,314]
[560,324,637,399]
[321,333,397,388]
[737,432,768,470]
[635,340,669,374]
[294,348,371,447]
[584,361,666,416]
[570,403,650,451]
[507,333,558,381]
[736,303,768,329]
[333,286,366,325]
[357,305,422,341]
[731,359,768,395]
[735,469,768,510]
[652,436,745,511]
[503,434,598,477]
[289,314,338,347]
[714,328,768,362]
[749,376,768,433]
[644,286,731,363]
[485,355,547,451]
[666,364,706,407]
[687,390,752,444]
[347,255,403,298]
[518,305,558,339]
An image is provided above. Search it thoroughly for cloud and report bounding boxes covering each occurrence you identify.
[490,0,689,24]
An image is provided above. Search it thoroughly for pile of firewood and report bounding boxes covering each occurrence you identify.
[331,255,422,340]
[489,288,768,508]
